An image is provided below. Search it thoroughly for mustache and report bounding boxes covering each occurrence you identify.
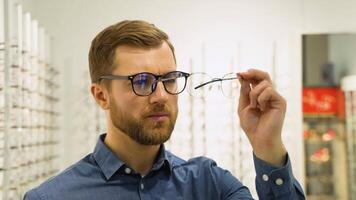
[144,104,170,116]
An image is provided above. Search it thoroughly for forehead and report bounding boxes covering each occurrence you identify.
[113,42,176,75]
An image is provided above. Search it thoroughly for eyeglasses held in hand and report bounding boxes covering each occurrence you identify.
[98,71,190,96]
[187,72,240,98]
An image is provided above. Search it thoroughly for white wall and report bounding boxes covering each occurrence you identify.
[301,0,356,84]
[17,0,306,196]
[301,0,356,33]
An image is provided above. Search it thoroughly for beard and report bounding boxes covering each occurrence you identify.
[109,97,178,145]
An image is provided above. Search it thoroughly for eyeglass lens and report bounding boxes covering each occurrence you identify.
[132,71,187,96]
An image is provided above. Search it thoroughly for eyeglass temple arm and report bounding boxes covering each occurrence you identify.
[98,75,130,81]
[220,77,238,81]
[194,78,222,89]
[194,76,238,90]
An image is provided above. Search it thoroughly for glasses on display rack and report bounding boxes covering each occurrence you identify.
[187,72,240,98]
[99,71,190,96]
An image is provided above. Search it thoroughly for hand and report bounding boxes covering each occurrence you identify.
[237,69,287,167]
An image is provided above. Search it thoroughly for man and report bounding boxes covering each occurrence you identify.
[25,20,305,199]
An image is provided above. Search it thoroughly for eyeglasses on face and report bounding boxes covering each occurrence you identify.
[98,71,190,96]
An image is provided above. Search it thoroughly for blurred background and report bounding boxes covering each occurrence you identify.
[1,0,356,199]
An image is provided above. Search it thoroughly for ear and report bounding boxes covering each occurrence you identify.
[91,83,110,110]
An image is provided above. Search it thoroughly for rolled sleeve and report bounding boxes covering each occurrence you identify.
[253,153,305,200]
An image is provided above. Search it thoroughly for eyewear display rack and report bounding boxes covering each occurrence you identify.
[1,0,60,199]
[302,87,348,200]
[341,75,356,200]
[189,54,207,158]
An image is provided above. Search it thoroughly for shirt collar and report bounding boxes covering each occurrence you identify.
[152,143,172,173]
[92,134,125,180]
[92,134,173,180]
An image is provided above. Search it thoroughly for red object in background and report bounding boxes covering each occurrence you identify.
[303,87,345,118]
[303,130,311,139]
[323,128,337,141]
[309,147,330,163]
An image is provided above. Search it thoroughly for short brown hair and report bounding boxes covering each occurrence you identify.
[88,20,176,83]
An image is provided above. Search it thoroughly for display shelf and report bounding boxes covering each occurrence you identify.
[303,116,348,200]
[1,1,60,199]
[341,75,356,200]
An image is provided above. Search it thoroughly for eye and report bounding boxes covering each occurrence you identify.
[163,77,177,84]
[133,78,148,85]
[132,73,154,88]
[163,72,183,83]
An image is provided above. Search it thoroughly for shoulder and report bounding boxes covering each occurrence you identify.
[169,151,219,171]
[167,151,226,179]
[167,150,217,167]
[24,154,100,200]
[167,153,250,198]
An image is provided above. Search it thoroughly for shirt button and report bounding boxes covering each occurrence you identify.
[140,183,144,190]
[262,174,269,182]
[275,178,284,186]
[124,168,131,174]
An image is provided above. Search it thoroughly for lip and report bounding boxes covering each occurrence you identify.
[147,112,169,121]
[147,112,169,117]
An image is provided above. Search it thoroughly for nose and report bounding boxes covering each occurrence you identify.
[149,81,169,104]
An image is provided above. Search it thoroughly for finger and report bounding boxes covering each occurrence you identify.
[249,80,272,108]
[237,74,251,114]
[239,68,272,86]
[257,87,273,111]
[257,87,285,111]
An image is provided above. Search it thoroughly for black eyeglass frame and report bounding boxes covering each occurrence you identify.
[98,71,191,96]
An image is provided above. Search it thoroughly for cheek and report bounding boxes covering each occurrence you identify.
[170,97,179,111]
[110,93,135,114]
[124,97,146,118]
[110,84,136,108]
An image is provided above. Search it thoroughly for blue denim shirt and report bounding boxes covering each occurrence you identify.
[24,134,305,200]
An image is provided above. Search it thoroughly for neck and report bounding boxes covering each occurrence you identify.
[104,127,160,176]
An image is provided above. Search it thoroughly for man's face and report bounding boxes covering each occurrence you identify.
[107,42,178,145]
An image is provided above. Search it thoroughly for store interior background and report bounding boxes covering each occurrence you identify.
[2,0,356,199]
[302,33,356,200]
